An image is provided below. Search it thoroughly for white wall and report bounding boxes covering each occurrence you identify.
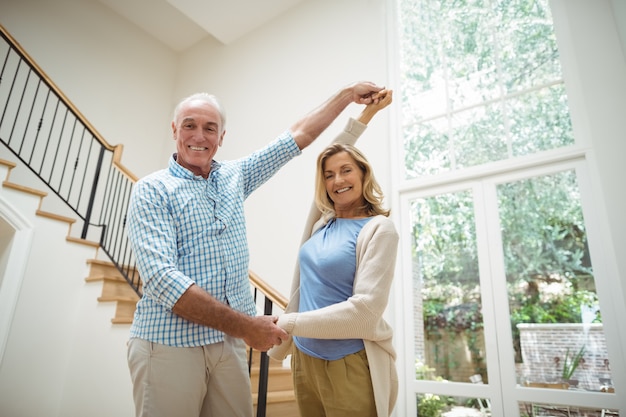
[611,0,626,57]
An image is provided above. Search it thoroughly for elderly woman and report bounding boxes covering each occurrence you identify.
[269,91,398,417]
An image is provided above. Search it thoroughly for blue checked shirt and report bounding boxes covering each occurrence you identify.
[126,132,301,347]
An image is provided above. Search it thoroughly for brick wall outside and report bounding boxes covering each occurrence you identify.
[517,323,612,391]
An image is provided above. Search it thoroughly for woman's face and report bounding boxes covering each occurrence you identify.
[323,151,365,217]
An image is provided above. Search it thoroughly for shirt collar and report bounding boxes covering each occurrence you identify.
[169,153,222,179]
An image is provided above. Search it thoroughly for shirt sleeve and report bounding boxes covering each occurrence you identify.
[127,179,194,310]
[239,131,301,198]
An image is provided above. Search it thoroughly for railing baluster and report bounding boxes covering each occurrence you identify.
[56,116,76,199]
[18,74,40,156]
[29,88,50,164]
[39,99,59,174]
[4,59,23,148]
[82,146,104,239]
[75,129,93,211]
[255,296,275,417]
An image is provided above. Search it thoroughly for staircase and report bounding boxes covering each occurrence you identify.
[0,156,135,417]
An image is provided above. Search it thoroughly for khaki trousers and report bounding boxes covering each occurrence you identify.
[292,347,377,417]
[127,336,253,417]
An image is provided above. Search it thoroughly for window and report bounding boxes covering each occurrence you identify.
[396,0,619,414]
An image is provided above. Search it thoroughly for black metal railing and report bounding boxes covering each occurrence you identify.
[0,24,284,417]
[0,24,142,295]
[249,271,289,417]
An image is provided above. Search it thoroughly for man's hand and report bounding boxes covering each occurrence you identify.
[243,315,289,352]
[172,285,287,351]
[349,81,385,105]
[290,80,386,150]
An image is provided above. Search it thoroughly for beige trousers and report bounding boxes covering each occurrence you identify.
[127,336,253,417]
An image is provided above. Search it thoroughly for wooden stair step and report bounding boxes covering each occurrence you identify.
[253,389,299,416]
[253,389,295,404]
[86,259,129,279]
[94,276,140,301]
[251,366,293,392]
[110,299,138,324]
[2,180,47,198]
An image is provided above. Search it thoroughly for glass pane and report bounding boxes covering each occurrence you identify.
[403,104,511,178]
[417,393,491,417]
[411,190,487,384]
[441,2,500,111]
[495,0,564,94]
[509,84,574,156]
[399,0,448,121]
[399,0,572,180]
[452,104,507,169]
[403,117,451,178]
[497,170,615,395]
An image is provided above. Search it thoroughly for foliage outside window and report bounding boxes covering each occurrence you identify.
[399,0,574,179]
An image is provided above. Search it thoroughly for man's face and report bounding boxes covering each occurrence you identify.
[171,99,225,178]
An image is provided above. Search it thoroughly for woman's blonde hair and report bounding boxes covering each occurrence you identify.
[314,143,390,218]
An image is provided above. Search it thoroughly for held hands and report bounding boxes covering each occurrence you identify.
[369,89,392,110]
[244,315,288,352]
[357,89,393,125]
[349,81,387,105]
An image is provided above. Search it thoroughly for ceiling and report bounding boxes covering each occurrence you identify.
[96,0,307,51]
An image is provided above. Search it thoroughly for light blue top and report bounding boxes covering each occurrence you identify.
[126,132,300,347]
[294,216,372,360]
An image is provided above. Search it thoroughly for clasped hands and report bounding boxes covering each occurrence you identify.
[245,315,288,352]
[350,81,392,105]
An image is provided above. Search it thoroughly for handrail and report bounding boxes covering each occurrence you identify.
[0,24,137,185]
[248,270,288,310]
[0,25,118,154]
[0,23,282,417]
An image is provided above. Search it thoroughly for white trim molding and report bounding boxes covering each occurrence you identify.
[0,195,34,364]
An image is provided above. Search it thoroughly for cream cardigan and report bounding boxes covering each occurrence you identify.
[269,118,399,416]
